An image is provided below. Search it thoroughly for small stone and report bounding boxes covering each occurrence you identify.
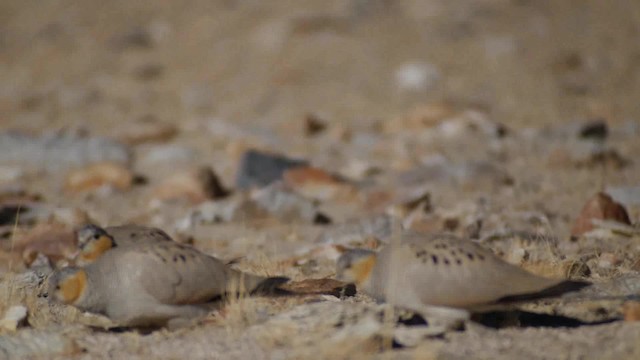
[250,182,319,222]
[588,219,637,237]
[0,131,130,173]
[65,162,134,193]
[597,253,621,269]
[132,63,164,81]
[0,166,25,183]
[11,224,77,265]
[283,166,356,202]
[385,190,432,219]
[435,110,507,139]
[507,247,528,265]
[385,102,455,133]
[176,194,265,227]
[111,115,177,145]
[151,166,229,204]
[315,214,394,245]
[393,325,447,347]
[578,118,608,140]
[339,160,380,181]
[279,278,356,297]
[0,305,27,332]
[235,149,308,190]
[394,62,441,92]
[622,301,640,322]
[304,113,328,137]
[109,26,155,50]
[139,144,196,166]
[571,192,631,237]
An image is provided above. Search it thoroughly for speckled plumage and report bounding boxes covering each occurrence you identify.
[337,232,588,319]
[58,225,288,326]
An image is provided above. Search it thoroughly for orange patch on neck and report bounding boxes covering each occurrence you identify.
[353,255,377,285]
[61,270,87,304]
[80,235,114,262]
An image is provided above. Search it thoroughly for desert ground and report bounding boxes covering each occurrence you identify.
[1,0,640,359]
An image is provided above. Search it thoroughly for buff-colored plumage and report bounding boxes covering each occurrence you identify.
[337,232,588,322]
[55,225,288,327]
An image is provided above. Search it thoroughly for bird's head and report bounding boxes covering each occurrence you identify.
[48,267,88,305]
[76,224,116,265]
[336,249,377,285]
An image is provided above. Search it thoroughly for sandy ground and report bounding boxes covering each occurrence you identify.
[1,0,640,359]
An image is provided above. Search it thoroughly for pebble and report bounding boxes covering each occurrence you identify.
[597,253,621,269]
[394,61,441,92]
[151,166,229,204]
[622,301,640,322]
[235,149,308,190]
[385,102,455,133]
[109,26,156,50]
[578,118,608,140]
[315,214,394,245]
[279,279,356,298]
[138,144,197,166]
[283,166,356,202]
[175,195,264,229]
[111,115,177,145]
[0,166,25,184]
[434,110,507,139]
[0,306,27,332]
[250,182,321,223]
[0,131,130,173]
[64,162,134,193]
[304,113,328,137]
[571,192,631,237]
[339,160,380,181]
[11,224,77,265]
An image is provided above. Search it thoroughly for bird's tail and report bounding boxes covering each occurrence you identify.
[497,280,590,303]
[250,276,290,295]
[228,271,289,295]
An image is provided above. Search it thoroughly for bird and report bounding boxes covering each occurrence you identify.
[336,232,589,324]
[74,224,174,266]
[51,236,289,327]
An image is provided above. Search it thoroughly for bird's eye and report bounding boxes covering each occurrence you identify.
[93,234,100,240]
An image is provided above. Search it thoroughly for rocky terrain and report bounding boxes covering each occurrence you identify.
[1,0,640,359]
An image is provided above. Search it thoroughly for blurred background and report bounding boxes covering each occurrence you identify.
[2,0,639,132]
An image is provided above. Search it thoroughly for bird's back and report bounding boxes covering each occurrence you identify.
[373,235,575,308]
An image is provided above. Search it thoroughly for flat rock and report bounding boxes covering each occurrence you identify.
[151,166,229,204]
[0,131,130,173]
[64,162,134,193]
[235,150,308,190]
[111,116,177,145]
[571,192,631,237]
